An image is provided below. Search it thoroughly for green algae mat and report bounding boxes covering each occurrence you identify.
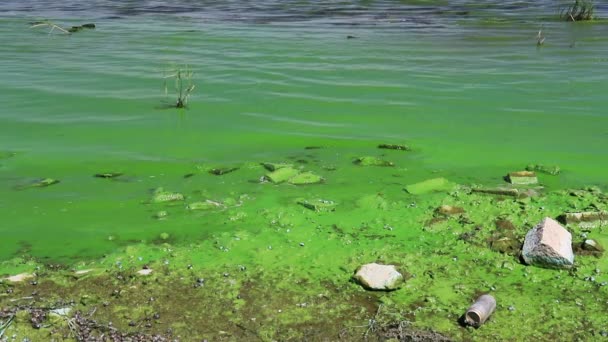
[2,0,608,340]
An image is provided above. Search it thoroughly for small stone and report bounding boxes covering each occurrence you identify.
[522,217,574,269]
[353,263,404,291]
[435,205,465,216]
[4,273,35,283]
[582,239,604,252]
[506,171,538,185]
[137,269,153,276]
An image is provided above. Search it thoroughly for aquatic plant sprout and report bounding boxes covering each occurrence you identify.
[560,0,595,21]
[29,20,70,34]
[163,66,196,108]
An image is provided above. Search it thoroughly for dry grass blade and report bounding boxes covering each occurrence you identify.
[30,20,71,34]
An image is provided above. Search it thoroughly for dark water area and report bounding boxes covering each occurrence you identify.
[3,0,606,24]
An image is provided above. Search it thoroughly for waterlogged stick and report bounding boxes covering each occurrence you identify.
[464,294,496,327]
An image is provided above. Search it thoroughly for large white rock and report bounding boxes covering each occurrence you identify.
[522,217,574,268]
[353,263,403,290]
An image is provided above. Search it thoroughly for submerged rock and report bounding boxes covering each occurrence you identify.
[288,171,323,185]
[405,178,453,195]
[526,164,560,175]
[353,263,403,291]
[522,217,574,269]
[264,167,300,184]
[353,156,394,167]
[506,171,538,185]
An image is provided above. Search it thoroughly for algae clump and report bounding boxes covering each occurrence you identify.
[405,178,453,195]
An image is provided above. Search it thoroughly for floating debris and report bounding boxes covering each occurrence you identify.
[16,178,60,190]
[187,200,223,211]
[464,295,496,328]
[297,199,336,212]
[152,188,184,203]
[354,156,394,167]
[94,172,123,179]
[209,167,239,176]
[378,143,411,151]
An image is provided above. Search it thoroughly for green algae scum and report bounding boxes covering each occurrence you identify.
[1,1,608,341]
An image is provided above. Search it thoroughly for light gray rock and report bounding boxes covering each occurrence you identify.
[522,217,574,268]
[353,263,403,290]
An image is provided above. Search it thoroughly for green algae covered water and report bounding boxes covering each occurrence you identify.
[1,1,607,262]
[3,2,608,341]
